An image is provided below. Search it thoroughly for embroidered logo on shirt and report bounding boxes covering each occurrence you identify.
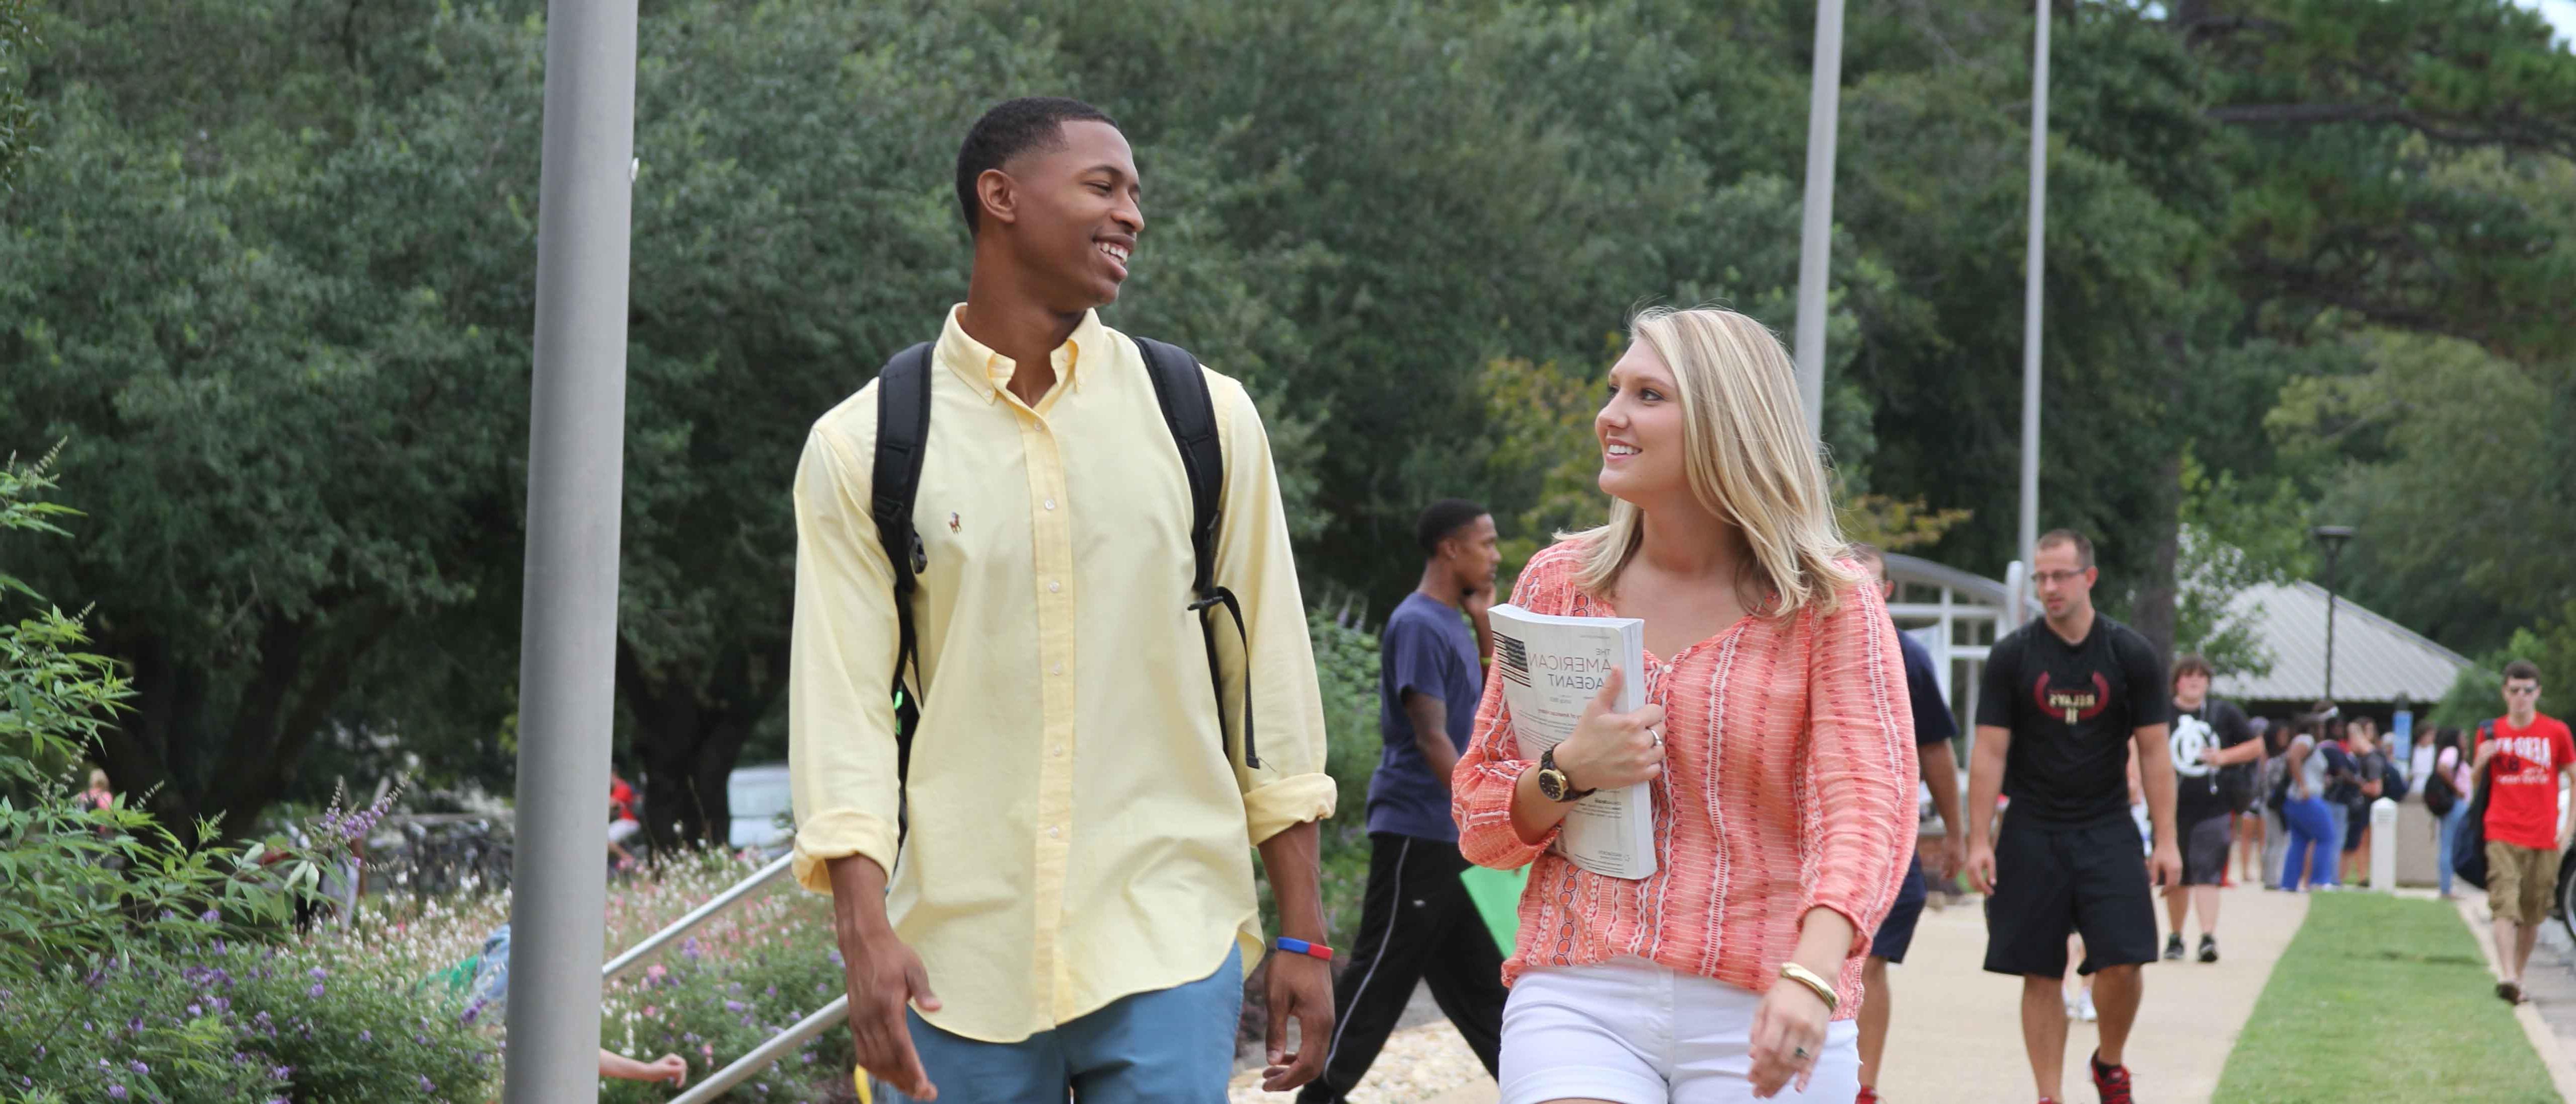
[2034,672,2111,726]
[948,512,960,534]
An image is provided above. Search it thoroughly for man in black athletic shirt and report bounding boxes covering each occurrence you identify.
[1965,530,2175,1104]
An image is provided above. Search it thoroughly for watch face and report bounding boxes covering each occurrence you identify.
[1538,769,1566,802]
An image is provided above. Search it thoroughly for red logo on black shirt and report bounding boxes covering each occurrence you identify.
[2035,672,2111,726]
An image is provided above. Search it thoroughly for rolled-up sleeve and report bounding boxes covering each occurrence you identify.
[1798,575,1918,956]
[787,417,903,894]
[1451,557,1559,869]
[1208,373,1336,845]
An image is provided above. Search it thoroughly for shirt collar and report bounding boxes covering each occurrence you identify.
[935,304,1102,404]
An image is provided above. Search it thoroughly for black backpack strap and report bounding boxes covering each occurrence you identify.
[870,342,935,854]
[1133,336,1258,770]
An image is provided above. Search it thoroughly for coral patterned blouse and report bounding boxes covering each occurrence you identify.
[1452,541,1918,1019]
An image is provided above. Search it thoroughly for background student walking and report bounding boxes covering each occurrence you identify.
[2475,661,2574,1004]
[2161,654,2258,963]
[1297,498,1509,1103]
[1848,543,1965,1104]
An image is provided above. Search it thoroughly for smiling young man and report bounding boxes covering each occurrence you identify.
[1966,530,2176,1104]
[787,97,1338,1101]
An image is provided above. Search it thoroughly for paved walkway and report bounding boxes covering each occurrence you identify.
[1238,886,2308,1104]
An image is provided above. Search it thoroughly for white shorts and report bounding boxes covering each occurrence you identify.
[607,819,642,845]
[1499,957,1861,1104]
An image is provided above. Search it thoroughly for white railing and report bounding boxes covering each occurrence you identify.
[600,851,795,981]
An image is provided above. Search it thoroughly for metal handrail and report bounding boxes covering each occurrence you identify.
[601,851,795,981]
[667,995,850,1104]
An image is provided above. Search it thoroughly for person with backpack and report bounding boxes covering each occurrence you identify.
[787,97,1338,1101]
[2474,661,2574,1004]
[2425,727,2471,899]
[2278,712,2340,892]
[2160,654,2259,964]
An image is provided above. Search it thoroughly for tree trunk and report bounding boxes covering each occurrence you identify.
[2132,452,2185,667]
[620,639,784,853]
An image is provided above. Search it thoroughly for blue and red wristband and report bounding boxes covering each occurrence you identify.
[1273,937,1334,962]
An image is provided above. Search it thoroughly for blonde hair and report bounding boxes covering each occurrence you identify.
[1562,306,1861,617]
[88,768,109,790]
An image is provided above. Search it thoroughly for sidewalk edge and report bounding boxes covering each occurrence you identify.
[2452,893,2576,1101]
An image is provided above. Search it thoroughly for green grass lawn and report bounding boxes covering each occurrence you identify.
[2214,893,2559,1103]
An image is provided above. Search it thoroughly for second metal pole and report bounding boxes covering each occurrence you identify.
[503,0,640,1099]
[1793,0,1846,446]
[2017,0,2050,565]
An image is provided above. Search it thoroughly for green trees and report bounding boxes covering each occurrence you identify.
[4,0,2571,842]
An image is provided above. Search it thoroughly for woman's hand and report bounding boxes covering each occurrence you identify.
[1747,972,1831,1098]
[1552,668,1665,791]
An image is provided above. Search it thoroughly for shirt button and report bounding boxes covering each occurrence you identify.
[1043,498,1057,511]
[1052,662,1065,676]
[1046,826,1061,839]
[1053,745,1066,757]
[1048,580,1062,593]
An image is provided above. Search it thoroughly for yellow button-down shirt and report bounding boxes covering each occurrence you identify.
[789,306,1336,1043]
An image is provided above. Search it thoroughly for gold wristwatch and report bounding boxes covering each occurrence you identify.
[1535,747,1596,803]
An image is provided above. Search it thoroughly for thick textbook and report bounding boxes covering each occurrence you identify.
[1488,603,1658,879]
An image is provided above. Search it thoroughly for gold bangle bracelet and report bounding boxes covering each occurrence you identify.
[1778,962,1839,1015]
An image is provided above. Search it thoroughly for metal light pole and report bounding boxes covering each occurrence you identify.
[2016,0,2051,570]
[2312,525,2354,703]
[1792,0,1847,446]
[504,0,639,1100]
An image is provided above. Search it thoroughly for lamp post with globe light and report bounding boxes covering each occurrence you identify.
[2312,526,2355,702]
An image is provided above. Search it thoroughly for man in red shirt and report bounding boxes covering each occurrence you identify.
[2473,660,2574,1004]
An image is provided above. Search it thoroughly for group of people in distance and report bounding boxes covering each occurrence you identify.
[785,95,2223,1104]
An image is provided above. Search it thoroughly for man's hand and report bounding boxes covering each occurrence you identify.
[1965,839,1997,895]
[1262,952,1334,1091]
[829,856,939,1101]
[2148,841,2182,889]
[1924,832,1965,884]
[1462,582,1495,621]
[840,928,940,1100]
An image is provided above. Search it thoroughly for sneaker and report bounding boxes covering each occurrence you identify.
[2199,934,2220,964]
[2162,933,2185,961]
[2499,980,2524,1004]
[2090,1052,2134,1104]
[2077,991,2098,1022]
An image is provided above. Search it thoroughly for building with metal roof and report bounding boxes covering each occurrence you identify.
[2207,579,2475,714]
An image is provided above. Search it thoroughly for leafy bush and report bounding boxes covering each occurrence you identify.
[0,938,494,1103]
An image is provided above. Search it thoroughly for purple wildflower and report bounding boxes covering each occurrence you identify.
[681,937,703,961]
[188,1003,204,1017]
[361,1029,372,1042]
[417,1075,435,1092]
[309,967,328,981]
[108,1086,127,1100]
[201,908,221,923]
[271,1064,293,1080]
[308,983,326,999]
[724,1000,746,1013]
[130,1061,149,1074]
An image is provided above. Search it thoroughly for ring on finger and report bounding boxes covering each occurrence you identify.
[1648,728,1661,748]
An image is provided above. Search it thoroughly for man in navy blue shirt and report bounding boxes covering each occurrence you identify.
[1849,545,1964,1104]
[1298,499,1507,1103]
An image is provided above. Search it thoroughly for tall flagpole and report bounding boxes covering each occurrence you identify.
[1793,0,1847,446]
[504,0,638,1099]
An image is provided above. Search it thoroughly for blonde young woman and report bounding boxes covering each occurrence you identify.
[1453,307,1917,1104]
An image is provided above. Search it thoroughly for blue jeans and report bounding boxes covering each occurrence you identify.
[2437,800,2471,896]
[2282,796,2338,891]
[885,944,1243,1102]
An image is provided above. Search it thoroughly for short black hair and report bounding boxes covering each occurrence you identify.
[2505,659,2542,685]
[1416,498,1489,557]
[955,97,1119,235]
[2036,528,2095,569]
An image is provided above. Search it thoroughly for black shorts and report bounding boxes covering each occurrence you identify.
[1983,815,2158,978]
[1869,852,1929,964]
[2179,814,2232,887]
